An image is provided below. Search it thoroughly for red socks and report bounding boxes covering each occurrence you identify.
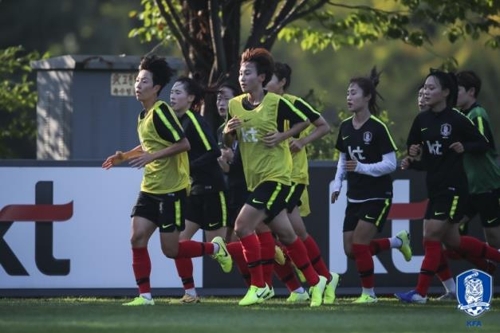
[240,234,265,287]
[174,257,194,290]
[258,232,276,287]
[369,238,390,255]
[285,238,320,286]
[416,240,441,296]
[176,240,214,258]
[352,243,374,288]
[458,236,500,263]
[227,241,250,286]
[132,247,151,293]
[303,236,330,280]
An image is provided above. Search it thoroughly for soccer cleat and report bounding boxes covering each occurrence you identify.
[263,287,275,300]
[239,284,269,306]
[179,293,201,304]
[396,230,412,262]
[394,290,428,304]
[353,293,378,304]
[122,296,155,306]
[211,236,233,273]
[293,264,307,283]
[286,291,310,303]
[323,272,340,305]
[436,292,456,301]
[274,245,286,265]
[309,275,328,307]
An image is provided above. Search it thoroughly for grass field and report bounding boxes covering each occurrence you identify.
[1,297,499,333]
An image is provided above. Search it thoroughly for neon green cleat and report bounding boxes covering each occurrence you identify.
[122,296,155,306]
[293,264,307,283]
[309,275,327,307]
[274,245,286,265]
[211,236,233,273]
[286,291,310,303]
[353,293,378,304]
[179,293,201,304]
[263,287,275,300]
[239,285,269,306]
[323,272,340,305]
[396,230,412,262]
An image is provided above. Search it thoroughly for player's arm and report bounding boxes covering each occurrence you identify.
[290,98,330,152]
[102,145,143,169]
[189,115,221,171]
[453,115,489,154]
[470,113,496,151]
[350,151,397,177]
[264,98,309,147]
[331,152,346,203]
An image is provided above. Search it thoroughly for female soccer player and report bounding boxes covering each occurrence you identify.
[223,48,327,307]
[395,69,500,304]
[331,68,410,304]
[170,76,230,303]
[102,55,231,306]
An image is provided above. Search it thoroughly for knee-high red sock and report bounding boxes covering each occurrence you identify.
[285,238,320,286]
[369,238,390,255]
[132,247,151,294]
[227,241,250,286]
[274,259,302,292]
[459,236,500,263]
[303,235,330,280]
[444,248,494,273]
[435,250,452,282]
[240,234,265,287]
[176,240,214,258]
[257,232,276,287]
[174,257,194,290]
[415,240,441,296]
[352,243,374,288]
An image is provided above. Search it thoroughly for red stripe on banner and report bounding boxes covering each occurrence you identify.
[388,200,428,220]
[0,202,73,222]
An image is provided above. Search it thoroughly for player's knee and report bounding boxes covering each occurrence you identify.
[161,244,178,258]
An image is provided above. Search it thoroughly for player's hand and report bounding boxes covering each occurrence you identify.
[331,191,340,204]
[102,151,125,169]
[224,117,242,134]
[345,159,358,172]
[220,147,234,162]
[408,144,422,161]
[449,142,464,154]
[400,156,413,170]
[263,131,284,147]
[289,138,304,153]
[129,152,155,168]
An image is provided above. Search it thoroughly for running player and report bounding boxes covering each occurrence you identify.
[223,48,327,307]
[331,68,409,303]
[102,55,232,306]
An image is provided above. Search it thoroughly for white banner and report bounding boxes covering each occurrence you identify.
[0,167,203,289]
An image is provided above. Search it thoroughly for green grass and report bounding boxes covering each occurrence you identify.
[1,297,499,333]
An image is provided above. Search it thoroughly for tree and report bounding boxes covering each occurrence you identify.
[130,0,500,146]
[130,0,500,86]
[0,46,47,158]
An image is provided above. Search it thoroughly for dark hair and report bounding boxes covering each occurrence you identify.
[274,62,292,91]
[456,70,481,98]
[217,80,240,97]
[349,66,383,115]
[173,76,204,112]
[426,68,458,108]
[240,48,275,87]
[138,55,173,95]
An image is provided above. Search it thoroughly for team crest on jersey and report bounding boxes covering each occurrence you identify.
[363,131,372,144]
[456,269,492,317]
[440,123,452,138]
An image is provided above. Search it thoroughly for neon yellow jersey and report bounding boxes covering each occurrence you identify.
[137,100,189,194]
[228,92,294,191]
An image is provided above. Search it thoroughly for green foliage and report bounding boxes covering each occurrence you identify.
[0,46,48,158]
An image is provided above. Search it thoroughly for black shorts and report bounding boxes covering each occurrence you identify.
[246,181,291,224]
[343,199,392,233]
[285,183,306,213]
[131,190,187,233]
[425,188,467,223]
[460,188,500,234]
[185,191,228,231]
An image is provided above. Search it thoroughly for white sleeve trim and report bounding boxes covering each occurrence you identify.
[333,152,346,193]
[354,151,397,177]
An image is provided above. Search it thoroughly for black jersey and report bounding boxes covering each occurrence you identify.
[178,110,226,194]
[335,115,397,200]
[406,107,489,194]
